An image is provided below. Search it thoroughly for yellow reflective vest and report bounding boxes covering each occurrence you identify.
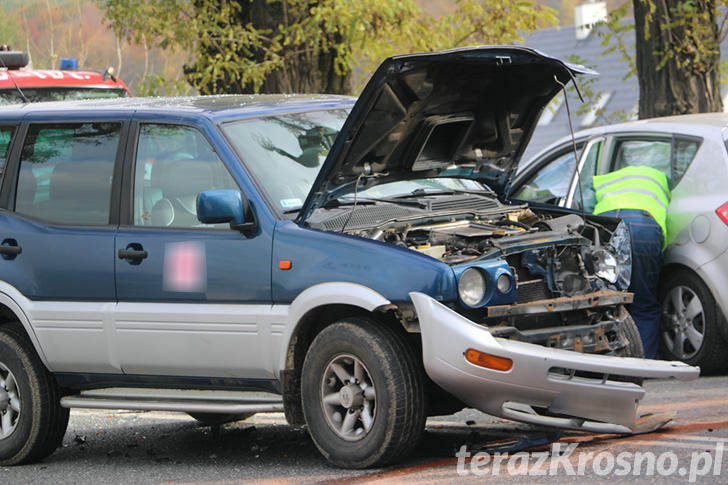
[592,165,671,240]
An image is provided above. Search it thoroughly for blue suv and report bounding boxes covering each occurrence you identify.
[0,47,697,468]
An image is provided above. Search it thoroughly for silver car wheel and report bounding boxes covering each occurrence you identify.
[320,353,376,442]
[0,362,21,440]
[662,285,705,360]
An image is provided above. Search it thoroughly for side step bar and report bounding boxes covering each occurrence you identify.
[60,388,284,414]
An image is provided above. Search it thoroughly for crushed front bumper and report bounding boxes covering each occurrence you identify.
[410,292,700,434]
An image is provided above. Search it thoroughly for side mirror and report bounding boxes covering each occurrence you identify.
[197,189,256,233]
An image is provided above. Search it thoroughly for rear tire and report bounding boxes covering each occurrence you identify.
[659,270,727,374]
[0,322,68,465]
[301,317,425,469]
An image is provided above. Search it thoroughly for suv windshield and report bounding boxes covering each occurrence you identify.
[222,109,349,212]
[0,87,129,105]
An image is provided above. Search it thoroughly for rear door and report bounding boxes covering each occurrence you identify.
[0,116,126,373]
[113,118,273,378]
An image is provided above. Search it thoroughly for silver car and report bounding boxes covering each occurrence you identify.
[511,113,728,373]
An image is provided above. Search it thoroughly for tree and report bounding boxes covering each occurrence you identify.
[632,0,724,117]
[97,0,558,95]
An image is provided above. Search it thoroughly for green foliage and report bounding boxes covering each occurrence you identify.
[641,0,721,73]
[593,2,636,81]
[136,74,193,97]
[97,0,559,95]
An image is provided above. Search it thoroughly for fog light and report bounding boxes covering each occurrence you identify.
[496,273,512,293]
[465,349,513,371]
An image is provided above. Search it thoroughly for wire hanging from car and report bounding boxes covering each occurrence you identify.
[340,172,365,233]
[554,75,586,224]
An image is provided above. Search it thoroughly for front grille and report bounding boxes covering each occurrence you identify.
[507,253,552,303]
[517,278,550,302]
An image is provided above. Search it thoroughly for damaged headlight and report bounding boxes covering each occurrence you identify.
[458,268,486,307]
[592,249,618,283]
[605,220,632,290]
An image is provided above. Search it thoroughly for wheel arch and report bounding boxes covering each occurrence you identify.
[279,282,410,425]
[0,285,50,369]
[659,263,728,346]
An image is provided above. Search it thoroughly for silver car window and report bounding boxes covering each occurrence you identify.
[611,139,672,184]
[512,144,584,204]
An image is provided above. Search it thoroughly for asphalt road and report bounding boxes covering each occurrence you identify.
[2,376,727,484]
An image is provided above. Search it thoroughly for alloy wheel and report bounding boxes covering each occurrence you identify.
[0,362,21,439]
[320,353,376,441]
[662,285,705,360]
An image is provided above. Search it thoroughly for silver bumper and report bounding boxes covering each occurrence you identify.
[410,292,700,434]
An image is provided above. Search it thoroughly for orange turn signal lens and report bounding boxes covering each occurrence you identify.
[465,349,513,372]
[278,260,292,270]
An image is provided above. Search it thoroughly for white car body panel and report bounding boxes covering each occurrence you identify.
[411,291,699,433]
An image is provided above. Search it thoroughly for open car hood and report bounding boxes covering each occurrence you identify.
[297,46,593,223]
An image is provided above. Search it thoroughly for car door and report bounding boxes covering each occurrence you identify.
[511,137,605,211]
[0,118,125,373]
[114,119,274,378]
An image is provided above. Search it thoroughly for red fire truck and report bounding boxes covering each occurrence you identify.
[0,47,131,104]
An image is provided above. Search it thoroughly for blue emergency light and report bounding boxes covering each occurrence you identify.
[60,58,78,70]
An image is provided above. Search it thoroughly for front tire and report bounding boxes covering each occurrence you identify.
[301,317,425,468]
[0,323,69,465]
[659,271,727,374]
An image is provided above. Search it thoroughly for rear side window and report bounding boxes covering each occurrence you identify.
[612,139,671,177]
[14,123,121,225]
[611,137,700,189]
[673,137,700,185]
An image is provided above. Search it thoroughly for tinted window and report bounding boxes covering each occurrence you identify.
[15,123,120,224]
[133,124,238,228]
[612,139,671,183]
[0,87,128,105]
[513,144,583,204]
[673,137,700,185]
[0,125,14,174]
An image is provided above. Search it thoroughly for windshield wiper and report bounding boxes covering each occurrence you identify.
[334,196,426,208]
[393,187,496,199]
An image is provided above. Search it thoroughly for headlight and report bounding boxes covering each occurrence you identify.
[607,220,632,290]
[592,249,618,283]
[458,268,486,307]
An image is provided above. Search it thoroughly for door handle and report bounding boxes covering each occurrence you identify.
[0,239,21,260]
[118,248,147,260]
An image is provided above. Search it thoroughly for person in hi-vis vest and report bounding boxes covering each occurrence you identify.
[593,165,670,359]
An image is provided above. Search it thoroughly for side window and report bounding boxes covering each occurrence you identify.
[0,126,15,175]
[14,123,120,225]
[572,140,602,213]
[673,137,700,185]
[133,124,238,228]
[611,138,672,185]
[512,144,583,204]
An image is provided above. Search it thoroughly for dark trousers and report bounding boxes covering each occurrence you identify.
[602,209,664,359]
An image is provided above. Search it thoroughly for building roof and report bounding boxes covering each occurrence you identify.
[519,22,728,163]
